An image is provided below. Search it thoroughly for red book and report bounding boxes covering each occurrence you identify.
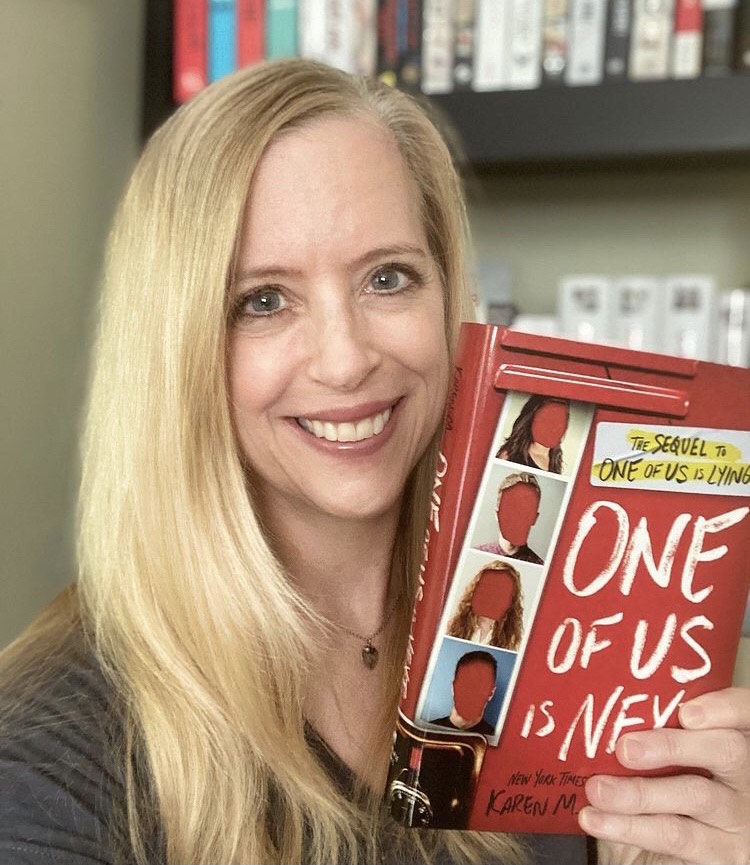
[386,323,750,834]
[174,0,209,103]
[238,0,265,67]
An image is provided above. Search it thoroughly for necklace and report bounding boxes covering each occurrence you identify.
[334,594,400,670]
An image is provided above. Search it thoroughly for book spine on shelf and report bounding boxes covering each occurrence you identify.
[505,0,545,89]
[540,0,570,84]
[718,289,750,366]
[237,0,265,67]
[702,0,739,74]
[663,274,719,362]
[265,0,298,59]
[209,0,237,82]
[603,0,632,79]
[421,0,456,94]
[473,0,510,91]
[611,275,663,353]
[377,0,400,85]
[354,0,379,76]
[298,0,327,62]
[557,275,614,343]
[565,0,608,85]
[174,0,209,101]
[452,0,476,89]
[671,0,704,78]
[327,0,358,73]
[397,0,424,89]
[736,0,750,71]
[629,0,675,80]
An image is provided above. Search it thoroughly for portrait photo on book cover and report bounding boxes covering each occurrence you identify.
[442,550,545,652]
[419,638,516,745]
[494,392,590,478]
[469,464,567,566]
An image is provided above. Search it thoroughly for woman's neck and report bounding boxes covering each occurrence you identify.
[528,441,550,470]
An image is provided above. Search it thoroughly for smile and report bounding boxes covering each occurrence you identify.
[297,407,392,443]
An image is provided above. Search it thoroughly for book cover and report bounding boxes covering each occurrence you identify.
[473,0,511,91]
[565,0,608,85]
[702,0,739,74]
[266,0,298,59]
[541,0,570,84]
[421,0,456,94]
[174,0,209,102]
[717,288,750,367]
[209,0,237,82]
[663,273,718,362]
[671,0,704,78]
[505,0,545,90]
[611,275,663,352]
[386,323,750,833]
[603,0,632,79]
[736,0,750,71]
[558,275,614,344]
[238,0,265,67]
[629,0,675,80]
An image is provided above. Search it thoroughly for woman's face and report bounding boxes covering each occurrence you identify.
[228,116,450,526]
[531,400,569,448]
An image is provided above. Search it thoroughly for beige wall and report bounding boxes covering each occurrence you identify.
[1,1,144,645]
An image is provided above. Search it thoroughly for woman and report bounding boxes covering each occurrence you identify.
[447,561,524,650]
[497,396,569,473]
[1,59,748,865]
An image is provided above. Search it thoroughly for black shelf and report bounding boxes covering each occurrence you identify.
[142,0,750,168]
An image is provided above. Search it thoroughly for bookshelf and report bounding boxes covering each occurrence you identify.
[143,0,750,167]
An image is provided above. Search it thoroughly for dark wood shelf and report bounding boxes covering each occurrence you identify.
[143,0,750,168]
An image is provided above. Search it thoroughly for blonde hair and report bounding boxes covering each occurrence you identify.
[13,60,524,864]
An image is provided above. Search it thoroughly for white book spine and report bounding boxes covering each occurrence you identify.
[663,274,718,361]
[718,289,750,367]
[299,0,328,61]
[611,275,663,352]
[629,0,675,80]
[565,0,607,85]
[325,0,357,73]
[421,0,456,93]
[353,0,378,76]
[505,0,545,89]
[473,0,511,90]
[558,275,614,343]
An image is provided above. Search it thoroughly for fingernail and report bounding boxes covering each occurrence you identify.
[579,806,607,834]
[621,736,646,763]
[679,702,705,728]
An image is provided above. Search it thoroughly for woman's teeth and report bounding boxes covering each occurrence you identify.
[297,407,392,442]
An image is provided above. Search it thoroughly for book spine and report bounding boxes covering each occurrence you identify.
[541,0,570,84]
[736,0,750,71]
[209,0,237,82]
[473,0,510,90]
[453,0,476,89]
[604,0,632,79]
[421,0,456,94]
[398,0,424,89]
[326,0,357,72]
[174,0,209,102]
[565,0,608,85]
[238,0,265,67]
[378,0,400,85]
[266,0,298,59]
[400,324,503,718]
[702,0,739,74]
[506,0,545,89]
[671,0,703,78]
[628,0,675,80]
[353,0,379,76]
[298,0,327,62]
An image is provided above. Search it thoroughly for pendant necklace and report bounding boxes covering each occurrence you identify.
[335,593,400,670]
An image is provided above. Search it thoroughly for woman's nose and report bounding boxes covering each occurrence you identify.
[305,300,382,392]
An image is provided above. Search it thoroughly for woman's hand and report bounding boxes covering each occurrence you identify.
[579,687,750,865]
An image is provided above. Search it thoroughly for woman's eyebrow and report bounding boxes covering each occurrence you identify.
[233,244,431,287]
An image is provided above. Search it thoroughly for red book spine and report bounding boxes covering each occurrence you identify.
[238,0,265,67]
[174,0,209,103]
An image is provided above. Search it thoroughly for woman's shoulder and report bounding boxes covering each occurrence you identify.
[0,588,130,864]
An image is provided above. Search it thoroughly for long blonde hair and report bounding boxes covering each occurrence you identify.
[18,60,524,864]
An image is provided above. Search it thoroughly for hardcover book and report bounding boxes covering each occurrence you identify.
[174,0,209,102]
[386,323,750,834]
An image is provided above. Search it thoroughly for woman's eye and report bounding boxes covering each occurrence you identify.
[241,288,285,317]
[370,266,411,293]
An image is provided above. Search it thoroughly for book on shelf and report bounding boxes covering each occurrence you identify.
[662,274,718,362]
[717,288,750,367]
[174,0,209,102]
[611,275,662,352]
[671,0,704,78]
[557,275,614,344]
[541,0,569,84]
[629,0,675,81]
[208,0,237,82]
[265,0,298,59]
[238,0,264,67]
[505,0,545,90]
[421,0,456,94]
[452,0,476,89]
[565,0,608,85]
[473,0,511,92]
[702,0,740,74]
[737,0,750,71]
[603,0,632,79]
[385,322,750,833]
